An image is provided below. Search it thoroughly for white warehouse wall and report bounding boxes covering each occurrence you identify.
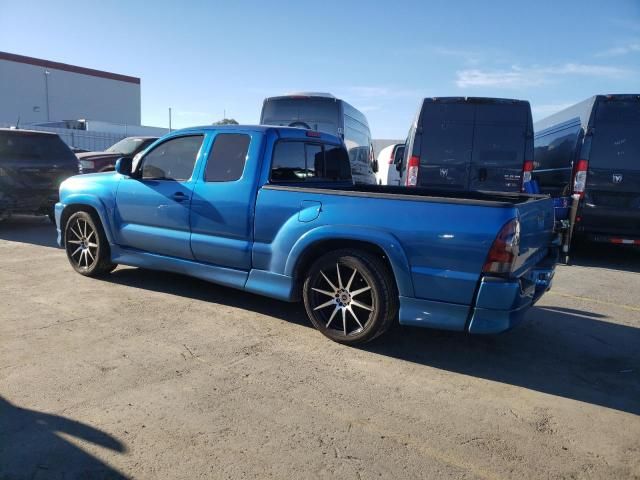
[0,52,141,126]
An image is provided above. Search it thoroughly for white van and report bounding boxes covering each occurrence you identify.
[375,143,405,185]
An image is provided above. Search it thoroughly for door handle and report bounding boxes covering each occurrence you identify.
[171,192,188,202]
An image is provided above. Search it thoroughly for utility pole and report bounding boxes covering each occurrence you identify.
[169,107,172,132]
[44,70,51,122]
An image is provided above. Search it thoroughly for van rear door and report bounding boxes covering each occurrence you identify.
[468,101,530,192]
[418,100,474,189]
[582,97,640,238]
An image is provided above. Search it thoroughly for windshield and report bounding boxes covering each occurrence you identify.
[261,97,341,135]
[0,132,76,163]
[106,137,149,155]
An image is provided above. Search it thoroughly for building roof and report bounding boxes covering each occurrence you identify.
[0,51,140,85]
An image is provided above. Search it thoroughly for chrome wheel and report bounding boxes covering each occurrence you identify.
[309,262,374,336]
[66,217,98,270]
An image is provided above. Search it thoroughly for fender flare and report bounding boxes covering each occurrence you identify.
[60,194,115,245]
[284,225,415,297]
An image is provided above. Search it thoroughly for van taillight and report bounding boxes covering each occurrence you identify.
[482,218,520,274]
[573,159,588,197]
[405,155,420,187]
[521,160,534,191]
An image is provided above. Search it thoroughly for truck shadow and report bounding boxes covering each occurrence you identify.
[0,215,58,248]
[105,267,640,417]
[366,306,640,416]
[0,396,128,479]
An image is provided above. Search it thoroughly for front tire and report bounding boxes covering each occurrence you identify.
[303,249,398,345]
[64,211,115,276]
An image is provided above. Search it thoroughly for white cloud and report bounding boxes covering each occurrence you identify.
[456,63,630,88]
[595,42,640,57]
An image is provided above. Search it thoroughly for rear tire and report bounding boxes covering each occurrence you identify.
[64,211,116,276]
[302,249,398,345]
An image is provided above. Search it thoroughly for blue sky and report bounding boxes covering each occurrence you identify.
[1,0,638,138]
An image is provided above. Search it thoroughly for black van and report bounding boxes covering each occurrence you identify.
[533,94,640,244]
[0,129,78,221]
[403,97,534,192]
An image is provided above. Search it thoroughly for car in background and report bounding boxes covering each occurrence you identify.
[76,136,157,174]
[533,94,640,245]
[375,143,405,185]
[0,128,78,221]
[260,92,377,184]
[402,97,534,192]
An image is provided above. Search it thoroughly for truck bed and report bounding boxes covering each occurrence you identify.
[263,183,549,207]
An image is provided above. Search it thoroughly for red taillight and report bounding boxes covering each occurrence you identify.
[521,160,534,191]
[405,155,420,187]
[388,148,395,164]
[483,218,520,274]
[306,130,321,137]
[573,159,588,197]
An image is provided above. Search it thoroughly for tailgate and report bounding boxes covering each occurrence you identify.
[512,196,555,274]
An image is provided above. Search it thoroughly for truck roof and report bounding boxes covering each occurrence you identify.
[175,124,344,144]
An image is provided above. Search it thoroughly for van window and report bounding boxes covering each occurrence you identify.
[205,133,250,182]
[590,100,640,171]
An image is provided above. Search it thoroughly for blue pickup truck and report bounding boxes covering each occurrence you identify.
[55,125,557,344]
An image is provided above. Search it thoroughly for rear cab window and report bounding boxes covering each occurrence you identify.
[270,140,351,183]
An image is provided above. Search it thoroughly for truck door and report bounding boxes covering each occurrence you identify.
[469,103,528,192]
[114,134,203,259]
[189,131,259,270]
[418,102,474,189]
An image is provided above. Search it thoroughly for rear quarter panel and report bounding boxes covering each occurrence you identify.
[253,187,517,305]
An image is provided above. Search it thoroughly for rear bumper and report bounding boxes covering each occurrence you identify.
[0,189,58,215]
[399,254,556,334]
[467,266,554,334]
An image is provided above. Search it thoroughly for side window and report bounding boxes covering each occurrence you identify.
[271,141,352,183]
[205,133,250,182]
[141,135,203,181]
[271,142,306,181]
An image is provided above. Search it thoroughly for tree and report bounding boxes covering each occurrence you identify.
[212,118,239,125]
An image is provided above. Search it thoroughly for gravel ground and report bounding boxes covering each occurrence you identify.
[1,216,639,479]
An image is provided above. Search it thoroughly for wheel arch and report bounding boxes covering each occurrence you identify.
[60,196,113,246]
[285,227,414,299]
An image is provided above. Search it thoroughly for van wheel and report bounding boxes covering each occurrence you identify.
[64,211,115,276]
[303,249,398,345]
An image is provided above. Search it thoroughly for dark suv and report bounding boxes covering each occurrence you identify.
[76,136,158,173]
[0,129,78,221]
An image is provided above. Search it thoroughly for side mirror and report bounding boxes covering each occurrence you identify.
[115,157,133,176]
[372,159,379,173]
[394,149,405,172]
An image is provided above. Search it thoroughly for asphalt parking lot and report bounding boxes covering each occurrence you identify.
[1,216,639,480]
